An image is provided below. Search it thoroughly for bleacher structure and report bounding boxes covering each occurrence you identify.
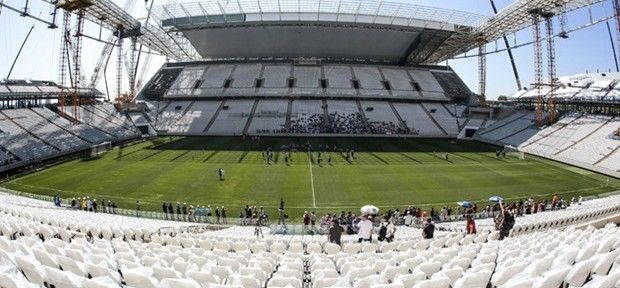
[0,190,620,288]
[511,72,620,102]
[137,61,470,138]
[0,102,140,173]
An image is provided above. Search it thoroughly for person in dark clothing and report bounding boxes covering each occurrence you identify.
[498,200,514,240]
[221,206,227,224]
[162,202,168,219]
[182,203,188,221]
[328,219,344,245]
[92,200,97,213]
[280,198,285,210]
[215,207,221,224]
[176,203,181,220]
[168,203,174,217]
[422,218,435,239]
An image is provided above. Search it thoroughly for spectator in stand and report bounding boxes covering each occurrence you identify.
[71,197,77,209]
[422,218,435,239]
[465,214,476,234]
[328,219,344,245]
[356,214,373,243]
[404,211,413,226]
[162,202,168,219]
[168,202,174,219]
[310,211,317,231]
[379,215,396,242]
[498,200,514,240]
[87,197,93,212]
[303,211,310,233]
[552,193,559,209]
[176,202,181,220]
[92,199,97,213]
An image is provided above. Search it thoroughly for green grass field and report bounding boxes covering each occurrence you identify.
[2,136,618,220]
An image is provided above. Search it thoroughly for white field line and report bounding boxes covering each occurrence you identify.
[308,153,316,208]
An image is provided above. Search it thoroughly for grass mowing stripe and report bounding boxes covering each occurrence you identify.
[4,136,618,219]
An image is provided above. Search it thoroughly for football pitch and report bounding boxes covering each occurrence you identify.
[2,136,619,220]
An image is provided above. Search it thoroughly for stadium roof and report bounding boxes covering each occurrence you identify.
[147,0,604,64]
[151,0,486,64]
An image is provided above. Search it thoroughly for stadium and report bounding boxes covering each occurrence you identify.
[0,0,619,287]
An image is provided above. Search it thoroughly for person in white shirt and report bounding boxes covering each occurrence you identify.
[356,214,373,243]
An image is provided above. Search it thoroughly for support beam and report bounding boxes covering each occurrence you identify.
[7,25,34,79]
[490,0,522,91]
[614,0,620,71]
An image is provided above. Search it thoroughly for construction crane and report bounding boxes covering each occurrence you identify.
[88,0,136,88]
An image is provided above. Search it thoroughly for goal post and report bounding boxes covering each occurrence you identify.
[503,145,525,160]
[90,142,112,157]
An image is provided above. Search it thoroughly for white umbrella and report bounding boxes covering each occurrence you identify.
[489,196,504,203]
[360,205,380,215]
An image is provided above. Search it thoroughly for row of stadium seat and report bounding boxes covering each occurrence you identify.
[0,104,141,172]
[149,100,461,137]
[163,63,454,101]
[0,190,619,287]
[475,111,619,176]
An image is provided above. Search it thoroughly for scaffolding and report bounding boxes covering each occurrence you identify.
[546,16,558,124]
[531,10,545,127]
[57,11,70,116]
[116,31,124,101]
[71,9,86,122]
[477,36,488,108]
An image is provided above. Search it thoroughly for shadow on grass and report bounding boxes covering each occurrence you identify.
[122,136,502,154]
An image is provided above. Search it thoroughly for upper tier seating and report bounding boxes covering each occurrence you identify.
[150,63,462,101]
[166,66,206,98]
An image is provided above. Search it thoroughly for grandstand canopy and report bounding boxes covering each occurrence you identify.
[152,0,485,64]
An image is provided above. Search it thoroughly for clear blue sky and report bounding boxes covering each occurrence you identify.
[0,0,618,99]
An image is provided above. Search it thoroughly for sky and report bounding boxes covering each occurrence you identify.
[0,0,618,100]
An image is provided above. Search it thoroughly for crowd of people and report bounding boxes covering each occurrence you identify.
[287,112,407,135]
[55,192,579,244]
[160,202,230,224]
